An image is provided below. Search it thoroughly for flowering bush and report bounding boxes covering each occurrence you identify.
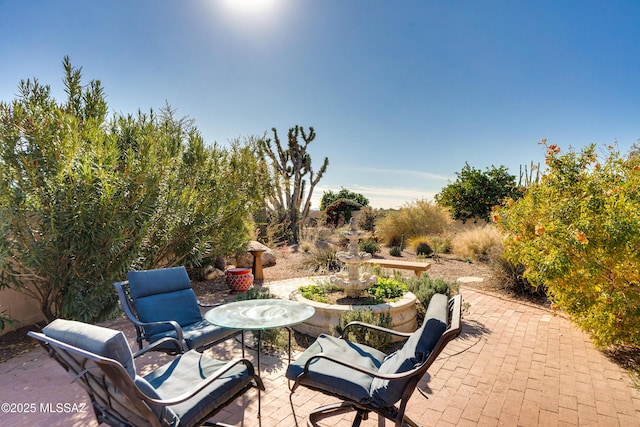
[495,140,640,348]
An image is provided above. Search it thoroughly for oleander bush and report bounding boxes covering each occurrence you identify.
[0,58,267,325]
[495,141,640,348]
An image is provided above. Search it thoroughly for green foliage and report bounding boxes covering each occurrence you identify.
[323,198,362,227]
[320,187,369,211]
[403,274,457,313]
[359,237,380,255]
[258,126,329,243]
[298,282,343,303]
[232,286,274,301]
[436,163,522,223]
[0,58,266,323]
[357,205,378,232]
[376,200,451,246]
[495,141,640,348]
[337,308,393,351]
[367,277,407,303]
[389,246,402,257]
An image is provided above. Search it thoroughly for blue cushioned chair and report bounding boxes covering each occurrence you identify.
[286,293,462,427]
[114,266,240,354]
[29,319,264,427]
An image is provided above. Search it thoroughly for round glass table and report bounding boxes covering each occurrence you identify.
[205,299,315,374]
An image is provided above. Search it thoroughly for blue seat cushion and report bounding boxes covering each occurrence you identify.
[286,333,387,405]
[128,267,203,337]
[145,350,253,426]
[43,319,137,379]
[370,293,448,407]
[149,319,238,350]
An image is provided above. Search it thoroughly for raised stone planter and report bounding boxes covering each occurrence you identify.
[289,291,418,339]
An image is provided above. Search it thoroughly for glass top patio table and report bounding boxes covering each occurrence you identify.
[204,299,315,330]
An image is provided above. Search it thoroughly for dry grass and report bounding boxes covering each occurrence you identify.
[451,223,503,261]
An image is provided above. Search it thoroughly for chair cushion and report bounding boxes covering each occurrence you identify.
[128,267,203,337]
[286,333,387,405]
[149,319,238,350]
[370,293,448,407]
[128,266,192,298]
[134,376,180,426]
[145,350,253,426]
[43,318,136,379]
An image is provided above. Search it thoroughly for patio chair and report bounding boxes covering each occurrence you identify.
[286,293,462,427]
[114,266,241,354]
[29,319,264,427]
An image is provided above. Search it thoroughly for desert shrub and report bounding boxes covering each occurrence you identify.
[357,205,378,232]
[403,274,457,314]
[359,238,380,255]
[389,246,402,257]
[495,141,640,348]
[305,246,342,273]
[407,236,434,257]
[320,188,369,211]
[337,309,393,351]
[491,255,546,297]
[451,224,503,262]
[324,198,362,227]
[376,200,452,246]
[429,236,452,254]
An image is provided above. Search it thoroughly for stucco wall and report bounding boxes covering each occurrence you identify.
[0,287,44,335]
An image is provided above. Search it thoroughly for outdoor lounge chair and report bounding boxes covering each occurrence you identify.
[29,319,264,427]
[286,293,462,427]
[114,266,240,354]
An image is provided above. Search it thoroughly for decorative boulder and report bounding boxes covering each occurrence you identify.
[235,241,276,268]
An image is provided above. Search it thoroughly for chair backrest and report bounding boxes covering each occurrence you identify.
[30,319,178,427]
[127,266,203,336]
[370,293,462,407]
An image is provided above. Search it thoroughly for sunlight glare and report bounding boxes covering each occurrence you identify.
[221,0,280,15]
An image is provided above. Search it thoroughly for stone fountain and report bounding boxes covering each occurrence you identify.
[289,217,418,338]
[329,218,378,297]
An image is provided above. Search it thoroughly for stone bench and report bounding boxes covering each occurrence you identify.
[364,259,431,277]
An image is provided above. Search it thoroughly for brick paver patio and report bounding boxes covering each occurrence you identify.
[1,285,639,426]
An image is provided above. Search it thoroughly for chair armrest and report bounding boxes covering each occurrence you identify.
[341,321,413,340]
[197,300,224,309]
[107,357,265,407]
[132,337,183,358]
[290,351,425,393]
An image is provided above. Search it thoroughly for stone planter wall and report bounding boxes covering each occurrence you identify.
[289,291,418,339]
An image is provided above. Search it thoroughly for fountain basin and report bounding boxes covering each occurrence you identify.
[289,290,418,339]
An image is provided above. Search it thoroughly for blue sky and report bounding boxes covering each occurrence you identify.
[1,0,639,209]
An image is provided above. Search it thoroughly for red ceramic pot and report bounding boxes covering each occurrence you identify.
[226,270,254,292]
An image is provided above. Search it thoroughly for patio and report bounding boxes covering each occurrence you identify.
[1,283,639,426]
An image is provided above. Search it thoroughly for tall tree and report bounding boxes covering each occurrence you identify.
[259,126,329,243]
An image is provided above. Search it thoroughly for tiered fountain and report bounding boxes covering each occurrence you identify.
[329,218,378,297]
[291,218,418,337]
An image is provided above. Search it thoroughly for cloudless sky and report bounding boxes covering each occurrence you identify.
[1,0,639,209]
